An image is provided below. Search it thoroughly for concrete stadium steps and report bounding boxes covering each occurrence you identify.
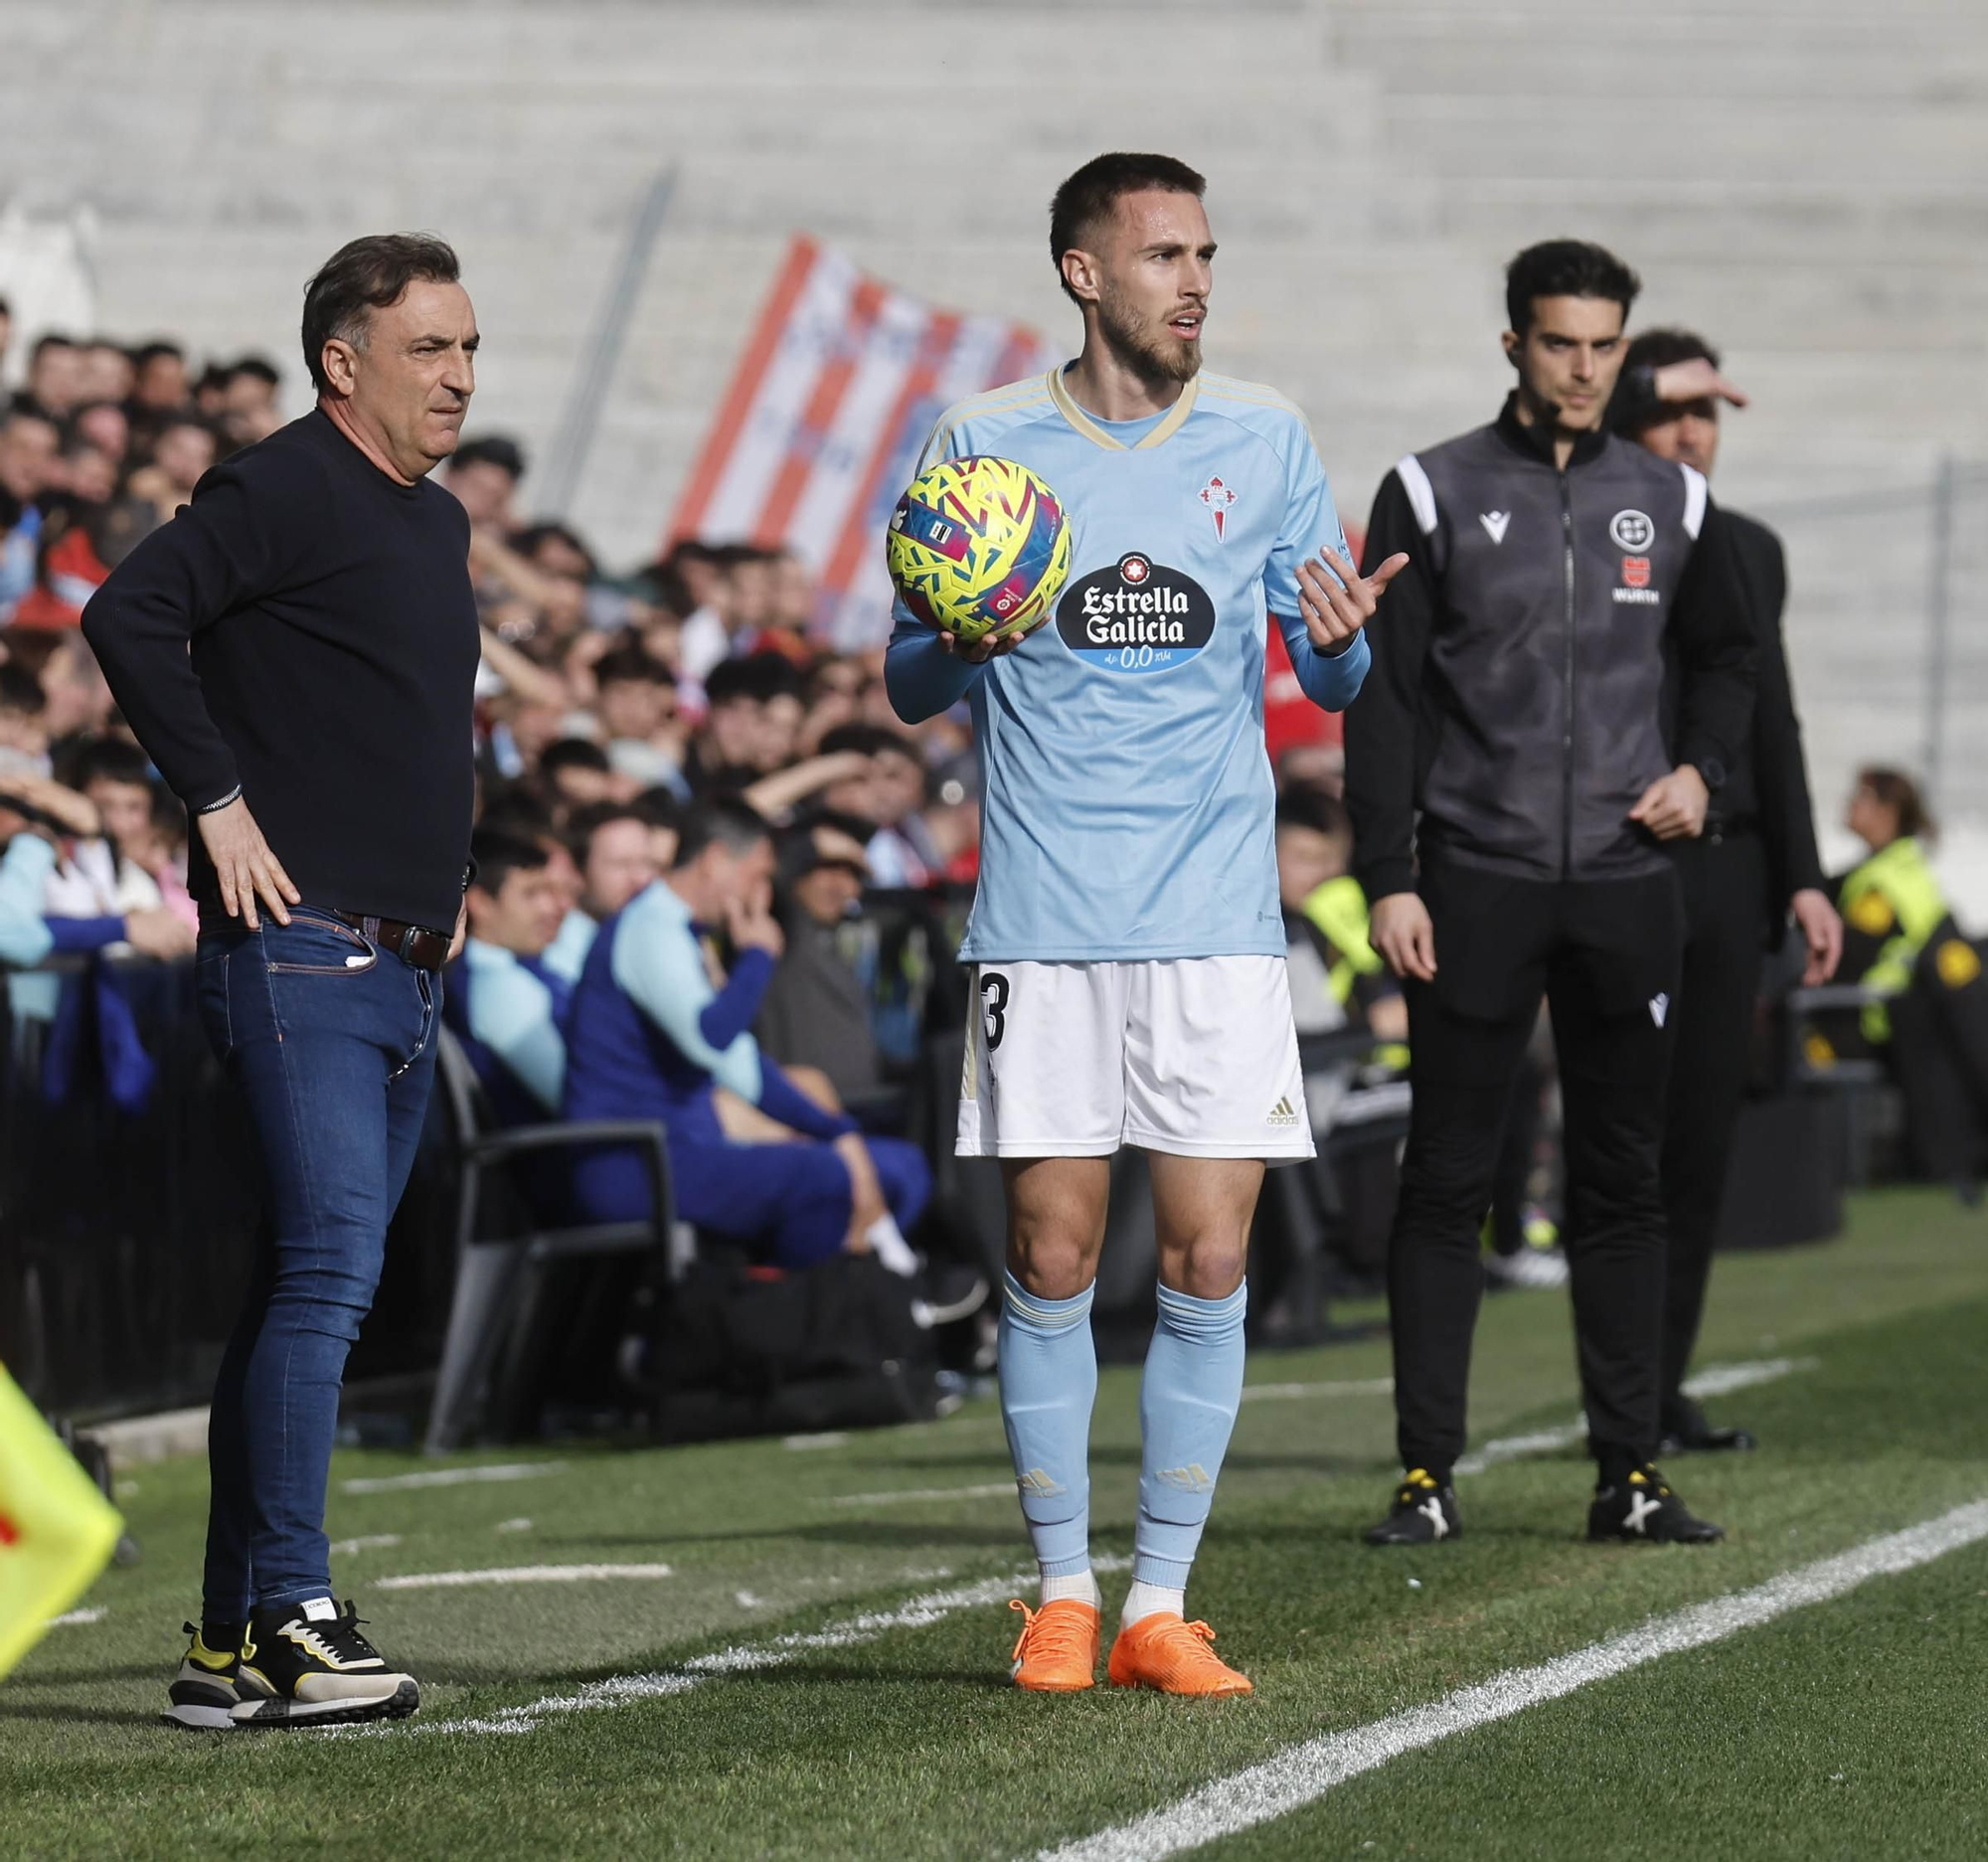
[2,0,1983,877]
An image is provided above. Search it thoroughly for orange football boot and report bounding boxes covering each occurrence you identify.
[1008,1599,1100,1692]
[1106,1612,1252,1697]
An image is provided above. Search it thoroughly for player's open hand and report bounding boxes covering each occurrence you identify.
[938,619,1039,665]
[1371,891,1437,983]
[198,795,299,930]
[1628,764,1710,841]
[1297,547,1408,657]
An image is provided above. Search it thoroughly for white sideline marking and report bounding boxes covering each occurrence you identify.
[784,1432,850,1450]
[371,1553,1132,1739]
[494,1517,534,1534]
[49,1607,105,1627]
[376,1564,674,1591]
[1240,1378,1393,1404]
[1034,1498,1988,1862]
[832,1480,1014,1507]
[330,1534,404,1556]
[1456,1358,1816,1475]
[340,1461,567,1494]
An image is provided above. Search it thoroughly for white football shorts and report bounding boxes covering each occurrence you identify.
[956,956,1315,1161]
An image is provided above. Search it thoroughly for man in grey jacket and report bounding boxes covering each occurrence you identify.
[1344,240,1755,1547]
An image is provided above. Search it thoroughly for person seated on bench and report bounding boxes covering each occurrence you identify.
[562,796,930,1274]
[444,825,572,1121]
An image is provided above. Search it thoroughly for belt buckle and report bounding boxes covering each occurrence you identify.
[393,923,422,964]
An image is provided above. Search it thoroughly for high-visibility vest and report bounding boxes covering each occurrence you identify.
[1299,877,1409,1070]
[1839,836,1949,1044]
[0,1364,122,1679]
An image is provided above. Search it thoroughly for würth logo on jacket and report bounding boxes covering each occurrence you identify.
[1613,553,1660,606]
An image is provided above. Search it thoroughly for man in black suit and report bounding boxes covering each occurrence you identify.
[1610,329,1843,1451]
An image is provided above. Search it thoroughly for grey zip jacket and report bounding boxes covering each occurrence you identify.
[1345,396,1756,901]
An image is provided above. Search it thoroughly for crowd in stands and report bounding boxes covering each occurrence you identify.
[0,301,1975,1326]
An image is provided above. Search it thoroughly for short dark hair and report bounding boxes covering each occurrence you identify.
[1622,326,1721,377]
[674,796,772,866]
[1275,785,1350,841]
[132,340,183,370]
[0,663,47,717]
[1504,240,1640,338]
[300,233,461,394]
[468,825,551,899]
[593,644,674,690]
[72,736,153,789]
[30,333,77,362]
[1050,152,1207,304]
[565,799,648,863]
[450,433,526,480]
[539,737,612,776]
[704,656,778,711]
[227,354,281,390]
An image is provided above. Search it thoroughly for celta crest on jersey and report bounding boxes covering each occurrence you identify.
[1056,553,1216,674]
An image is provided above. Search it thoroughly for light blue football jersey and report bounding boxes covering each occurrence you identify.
[886,365,1370,963]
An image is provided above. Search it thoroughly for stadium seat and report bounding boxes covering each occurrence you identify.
[423,1029,691,1453]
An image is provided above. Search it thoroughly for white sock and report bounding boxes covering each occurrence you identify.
[1120,1579,1185,1627]
[1042,1568,1100,1609]
[864,1214,918,1277]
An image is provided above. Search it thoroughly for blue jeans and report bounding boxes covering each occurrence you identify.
[196,908,439,1618]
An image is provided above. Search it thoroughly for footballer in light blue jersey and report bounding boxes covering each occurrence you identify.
[887,365,1370,962]
[887,153,1405,1699]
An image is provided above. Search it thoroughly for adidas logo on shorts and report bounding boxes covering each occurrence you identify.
[1266,1096,1301,1128]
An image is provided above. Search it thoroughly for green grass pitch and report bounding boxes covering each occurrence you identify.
[6,1186,1986,1859]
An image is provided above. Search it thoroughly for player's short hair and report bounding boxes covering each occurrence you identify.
[450,433,526,481]
[674,796,772,867]
[468,825,550,899]
[1504,240,1640,338]
[71,736,153,790]
[565,798,649,863]
[594,644,675,691]
[539,737,611,777]
[1050,152,1208,304]
[1275,785,1351,842]
[301,233,461,393]
[1622,327,1721,376]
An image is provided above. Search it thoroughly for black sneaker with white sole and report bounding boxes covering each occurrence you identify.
[165,1622,252,1730]
[230,1598,420,1727]
[1363,1468,1461,1545]
[1587,1465,1725,1544]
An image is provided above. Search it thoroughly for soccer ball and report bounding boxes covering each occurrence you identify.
[886,455,1073,644]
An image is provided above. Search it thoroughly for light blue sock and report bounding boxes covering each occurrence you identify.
[997,1270,1096,1581]
[1133,1280,1248,1591]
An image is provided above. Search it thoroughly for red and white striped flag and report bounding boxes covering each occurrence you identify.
[667,235,1058,648]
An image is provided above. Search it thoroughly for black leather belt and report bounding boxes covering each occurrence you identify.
[333,911,452,971]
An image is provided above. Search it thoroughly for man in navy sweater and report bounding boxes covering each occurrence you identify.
[83,233,481,1731]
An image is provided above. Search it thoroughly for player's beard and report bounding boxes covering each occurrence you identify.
[1095,280,1202,389]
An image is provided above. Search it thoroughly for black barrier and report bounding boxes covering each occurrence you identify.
[0,954,460,1420]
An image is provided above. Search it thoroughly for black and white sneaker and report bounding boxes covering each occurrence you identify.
[1363,1468,1461,1545]
[231,1598,420,1727]
[1587,1465,1724,1544]
[165,1622,252,1730]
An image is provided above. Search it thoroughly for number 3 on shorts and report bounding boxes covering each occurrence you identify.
[979,969,1010,1052]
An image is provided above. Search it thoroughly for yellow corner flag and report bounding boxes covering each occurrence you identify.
[0,1362,123,1680]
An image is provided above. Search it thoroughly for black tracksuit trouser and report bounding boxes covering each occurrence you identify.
[1388,860,1683,1477]
[1659,830,1767,1417]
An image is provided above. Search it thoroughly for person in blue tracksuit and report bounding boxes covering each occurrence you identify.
[562,796,929,1273]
